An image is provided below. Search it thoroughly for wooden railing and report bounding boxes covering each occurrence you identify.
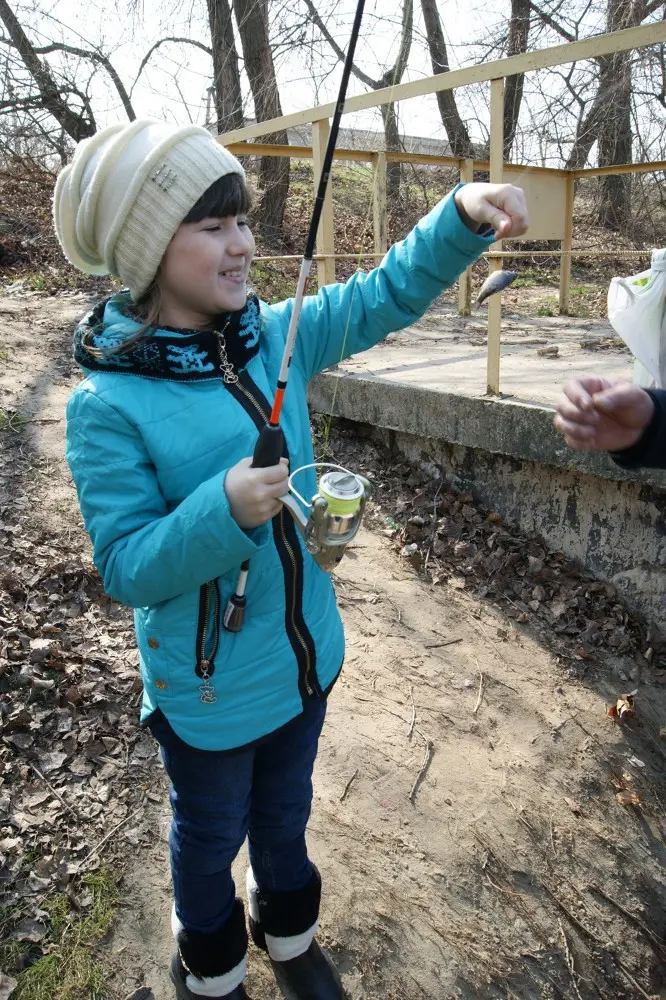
[220,20,666,395]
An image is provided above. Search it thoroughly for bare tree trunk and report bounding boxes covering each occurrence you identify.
[503,0,531,159]
[420,0,472,157]
[381,103,402,200]
[0,0,94,140]
[233,0,289,243]
[595,0,635,228]
[556,0,664,227]
[564,86,608,171]
[206,0,243,134]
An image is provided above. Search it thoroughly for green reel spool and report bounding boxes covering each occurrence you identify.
[282,464,370,572]
[317,470,365,517]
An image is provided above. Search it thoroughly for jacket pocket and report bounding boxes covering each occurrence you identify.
[194,580,221,703]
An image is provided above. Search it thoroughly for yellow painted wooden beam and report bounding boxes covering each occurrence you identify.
[312,119,336,287]
[486,79,504,397]
[372,152,387,258]
[219,23,666,144]
[574,159,666,179]
[559,174,575,315]
[458,158,474,317]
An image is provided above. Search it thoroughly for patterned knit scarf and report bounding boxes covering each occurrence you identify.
[73,291,262,382]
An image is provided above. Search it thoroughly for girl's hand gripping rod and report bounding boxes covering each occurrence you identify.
[223,0,366,633]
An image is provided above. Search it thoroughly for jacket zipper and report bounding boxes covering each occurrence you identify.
[198,580,221,673]
[227,373,316,696]
[279,511,314,695]
[195,580,221,703]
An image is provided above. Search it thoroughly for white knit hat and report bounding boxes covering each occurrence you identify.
[53,119,245,300]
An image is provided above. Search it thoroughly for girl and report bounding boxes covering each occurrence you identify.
[55,119,528,1000]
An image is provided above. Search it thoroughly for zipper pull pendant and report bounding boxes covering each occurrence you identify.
[199,660,217,705]
[217,333,238,385]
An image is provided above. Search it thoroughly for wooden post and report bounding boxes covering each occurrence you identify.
[372,152,387,258]
[487,78,505,396]
[458,158,474,316]
[559,172,575,315]
[312,118,336,287]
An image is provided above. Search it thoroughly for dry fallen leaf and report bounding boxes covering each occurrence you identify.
[0,971,17,1000]
[64,686,83,705]
[14,918,47,943]
[607,689,637,723]
[615,789,641,807]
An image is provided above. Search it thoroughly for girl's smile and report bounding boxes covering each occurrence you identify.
[157,215,256,329]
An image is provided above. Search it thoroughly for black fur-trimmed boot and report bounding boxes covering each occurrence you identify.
[170,897,253,999]
[246,866,344,1000]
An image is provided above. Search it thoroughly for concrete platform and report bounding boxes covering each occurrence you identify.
[337,302,633,406]
[309,307,666,631]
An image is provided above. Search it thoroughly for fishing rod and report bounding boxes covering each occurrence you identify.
[224,0,368,632]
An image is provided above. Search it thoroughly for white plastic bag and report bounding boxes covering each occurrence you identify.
[607,249,666,388]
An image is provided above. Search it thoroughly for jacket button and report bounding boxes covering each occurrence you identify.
[148,637,159,649]
[155,679,168,690]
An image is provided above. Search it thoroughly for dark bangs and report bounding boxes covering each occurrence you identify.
[183,172,251,223]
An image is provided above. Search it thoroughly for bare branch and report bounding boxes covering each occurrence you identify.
[0,0,94,139]
[303,0,375,89]
[0,92,42,109]
[641,0,666,18]
[0,36,135,120]
[528,1,575,42]
[131,36,212,96]
[376,0,413,90]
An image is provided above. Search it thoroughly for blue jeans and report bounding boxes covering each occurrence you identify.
[149,696,327,936]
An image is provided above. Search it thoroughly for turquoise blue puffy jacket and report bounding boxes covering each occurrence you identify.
[65,191,494,750]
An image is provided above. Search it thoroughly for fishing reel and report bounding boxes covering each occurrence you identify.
[223,463,370,632]
[281,464,371,572]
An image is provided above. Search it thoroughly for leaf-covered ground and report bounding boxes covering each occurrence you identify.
[1,293,665,1000]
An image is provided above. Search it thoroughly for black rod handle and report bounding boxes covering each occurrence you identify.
[251,422,284,469]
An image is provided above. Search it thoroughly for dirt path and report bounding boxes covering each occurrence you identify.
[1,294,666,1000]
[108,526,666,1000]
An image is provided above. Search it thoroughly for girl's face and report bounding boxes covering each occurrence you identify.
[157,214,255,328]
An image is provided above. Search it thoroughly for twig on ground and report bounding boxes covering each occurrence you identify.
[83,814,132,867]
[588,882,666,957]
[473,670,484,715]
[558,918,584,1000]
[408,684,416,738]
[541,883,602,946]
[484,874,528,898]
[31,763,79,821]
[614,958,656,1000]
[340,768,359,803]
[409,740,434,802]
[466,613,508,664]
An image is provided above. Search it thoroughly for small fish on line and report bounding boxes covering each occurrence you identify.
[475,270,518,307]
